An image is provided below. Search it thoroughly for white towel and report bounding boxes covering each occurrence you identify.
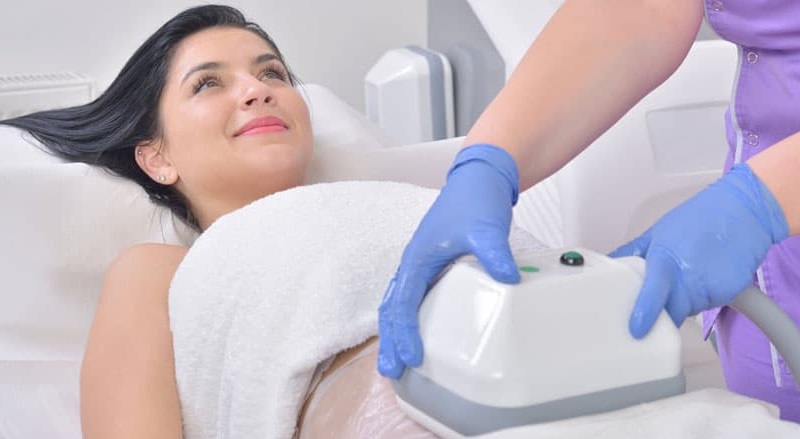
[168,181,545,439]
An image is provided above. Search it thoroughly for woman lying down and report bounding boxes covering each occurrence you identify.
[0,5,541,438]
[5,5,800,439]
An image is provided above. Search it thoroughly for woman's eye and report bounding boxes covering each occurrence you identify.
[260,68,287,82]
[193,76,221,94]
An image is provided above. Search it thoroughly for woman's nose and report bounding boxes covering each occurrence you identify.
[240,80,274,109]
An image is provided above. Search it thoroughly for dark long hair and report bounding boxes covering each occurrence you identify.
[0,5,296,229]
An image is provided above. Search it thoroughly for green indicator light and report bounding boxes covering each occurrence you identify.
[519,265,540,273]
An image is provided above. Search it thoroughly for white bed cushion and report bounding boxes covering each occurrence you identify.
[300,83,396,150]
[0,83,392,363]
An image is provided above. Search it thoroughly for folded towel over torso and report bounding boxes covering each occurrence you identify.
[168,181,545,439]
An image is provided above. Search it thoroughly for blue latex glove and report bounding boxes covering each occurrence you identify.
[611,163,789,339]
[377,144,521,379]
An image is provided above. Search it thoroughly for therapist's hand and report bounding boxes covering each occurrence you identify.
[611,163,789,339]
[377,144,521,379]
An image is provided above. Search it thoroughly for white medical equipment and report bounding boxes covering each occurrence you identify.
[363,5,797,430]
[365,46,455,145]
[394,248,800,438]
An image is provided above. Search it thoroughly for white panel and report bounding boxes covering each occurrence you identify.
[0,72,94,119]
[467,0,563,77]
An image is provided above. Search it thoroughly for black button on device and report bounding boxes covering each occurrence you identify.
[560,251,584,266]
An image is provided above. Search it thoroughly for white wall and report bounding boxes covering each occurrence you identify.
[0,0,427,112]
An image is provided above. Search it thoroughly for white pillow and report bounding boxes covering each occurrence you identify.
[0,83,392,362]
[300,83,395,150]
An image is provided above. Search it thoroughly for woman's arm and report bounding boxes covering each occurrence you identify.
[465,0,704,189]
[80,243,188,439]
[748,130,800,235]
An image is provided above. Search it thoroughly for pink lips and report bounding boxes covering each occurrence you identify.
[234,116,288,137]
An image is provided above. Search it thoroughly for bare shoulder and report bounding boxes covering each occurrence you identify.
[97,243,189,313]
[103,243,189,296]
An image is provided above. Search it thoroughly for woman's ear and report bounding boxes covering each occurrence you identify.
[134,141,178,185]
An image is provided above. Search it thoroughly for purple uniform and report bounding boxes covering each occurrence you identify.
[700,0,800,421]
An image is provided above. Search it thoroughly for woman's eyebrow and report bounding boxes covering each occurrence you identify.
[181,61,223,84]
[253,53,280,66]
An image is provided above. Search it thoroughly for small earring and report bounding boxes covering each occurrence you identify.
[136,150,143,156]
[158,175,166,182]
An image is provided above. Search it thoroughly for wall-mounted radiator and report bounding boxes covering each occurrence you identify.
[0,72,95,120]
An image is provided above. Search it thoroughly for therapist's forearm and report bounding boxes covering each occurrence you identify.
[464,0,703,190]
[747,131,800,236]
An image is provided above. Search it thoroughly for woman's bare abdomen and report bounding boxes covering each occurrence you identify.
[297,337,438,438]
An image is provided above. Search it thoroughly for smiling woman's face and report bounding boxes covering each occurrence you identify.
[136,26,313,230]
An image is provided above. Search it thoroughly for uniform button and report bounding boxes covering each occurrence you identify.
[747,51,759,64]
[711,1,724,11]
[746,133,759,147]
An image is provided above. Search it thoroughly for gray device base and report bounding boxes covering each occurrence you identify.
[394,369,686,437]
